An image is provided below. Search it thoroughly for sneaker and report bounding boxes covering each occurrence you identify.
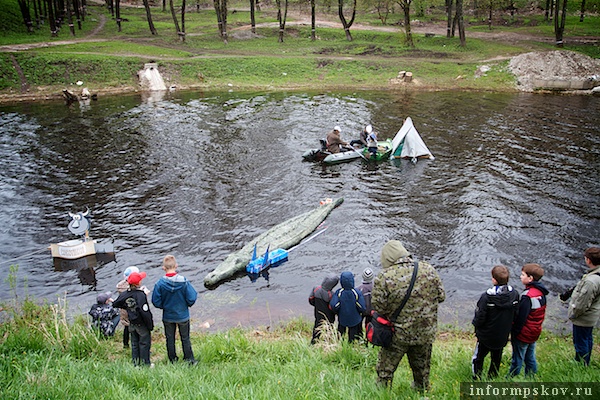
[150,363,155,368]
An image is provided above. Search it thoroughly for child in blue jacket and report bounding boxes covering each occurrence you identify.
[152,255,198,365]
[330,271,366,343]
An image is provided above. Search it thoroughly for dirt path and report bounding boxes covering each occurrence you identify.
[0,14,108,52]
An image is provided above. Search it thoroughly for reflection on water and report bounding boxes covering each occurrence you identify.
[0,90,599,332]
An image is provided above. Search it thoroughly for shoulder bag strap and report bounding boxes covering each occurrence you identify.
[390,260,419,323]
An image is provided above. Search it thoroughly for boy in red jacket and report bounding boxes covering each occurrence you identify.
[509,263,549,377]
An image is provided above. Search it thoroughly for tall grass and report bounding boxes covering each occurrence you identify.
[0,297,598,399]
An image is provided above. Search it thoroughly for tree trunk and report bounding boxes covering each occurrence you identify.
[338,0,356,42]
[73,0,82,29]
[66,0,75,35]
[213,0,228,43]
[46,0,58,36]
[488,0,492,30]
[142,0,158,35]
[106,0,114,17]
[276,0,288,43]
[169,0,182,40]
[310,0,315,41]
[399,0,412,47]
[17,0,34,32]
[579,0,586,22]
[456,0,465,46]
[554,0,568,47]
[181,0,186,42]
[115,0,121,32]
[250,0,256,34]
[446,0,453,38]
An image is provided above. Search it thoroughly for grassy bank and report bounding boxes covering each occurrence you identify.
[0,2,598,102]
[1,297,598,399]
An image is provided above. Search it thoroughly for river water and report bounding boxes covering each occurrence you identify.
[0,90,598,333]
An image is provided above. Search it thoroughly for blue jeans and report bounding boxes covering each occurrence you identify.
[573,324,593,365]
[130,323,152,366]
[164,320,195,363]
[509,338,537,376]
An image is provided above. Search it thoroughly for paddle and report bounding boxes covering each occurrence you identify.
[350,146,368,161]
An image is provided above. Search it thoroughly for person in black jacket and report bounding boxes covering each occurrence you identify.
[113,271,154,367]
[471,265,519,379]
[308,273,339,344]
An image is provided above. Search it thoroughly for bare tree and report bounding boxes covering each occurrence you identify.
[214,0,228,43]
[338,0,356,41]
[142,0,158,35]
[310,0,316,40]
[275,0,288,43]
[554,0,568,47]
[65,0,75,35]
[169,0,186,41]
[446,0,454,38]
[396,0,413,47]
[45,0,58,36]
[17,0,34,32]
[456,0,465,46]
[249,0,256,34]
[115,0,122,32]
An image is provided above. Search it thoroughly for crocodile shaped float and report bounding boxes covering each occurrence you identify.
[204,198,343,287]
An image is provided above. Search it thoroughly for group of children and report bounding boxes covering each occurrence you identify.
[308,268,374,344]
[309,262,552,379]
[472,263,549,379]
[88,255,198,367]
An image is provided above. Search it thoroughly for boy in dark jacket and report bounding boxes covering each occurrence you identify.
[152,255,198,364]
[308,273,339,344]
[88,292,120,337]
[509,263,548,377]
[330,271,366,343]
[472,265,519,379]
[113,271,154,367]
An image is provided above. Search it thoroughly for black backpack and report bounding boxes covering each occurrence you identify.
[125,297,143,325]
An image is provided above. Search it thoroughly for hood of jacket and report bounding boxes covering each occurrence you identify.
[381,240,410,269]
[486,285,518,309]
[528,280,549,296]
[158,274,188,292]
[322,273,339,291]
[313,273,339,302]
[340,271,355,289]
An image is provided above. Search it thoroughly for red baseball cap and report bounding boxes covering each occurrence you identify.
[127,271,147,286]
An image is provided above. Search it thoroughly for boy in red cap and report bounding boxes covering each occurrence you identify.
[113,271,154,366]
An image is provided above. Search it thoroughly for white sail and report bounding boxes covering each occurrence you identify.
[390,117,434,161]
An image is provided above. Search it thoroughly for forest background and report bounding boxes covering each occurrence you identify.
[0,0,598,101]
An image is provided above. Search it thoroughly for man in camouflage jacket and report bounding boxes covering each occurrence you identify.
[371,240,446,391]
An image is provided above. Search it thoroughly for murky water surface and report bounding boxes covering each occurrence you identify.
[0,90,598,332]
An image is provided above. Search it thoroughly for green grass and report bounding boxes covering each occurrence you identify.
[1,297,599,399]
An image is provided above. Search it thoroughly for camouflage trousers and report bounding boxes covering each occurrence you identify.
[376,341,432,391]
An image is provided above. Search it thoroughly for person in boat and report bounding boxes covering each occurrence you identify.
[366,125,378,157]
[350,125,371,148]
[326,126,351,154]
